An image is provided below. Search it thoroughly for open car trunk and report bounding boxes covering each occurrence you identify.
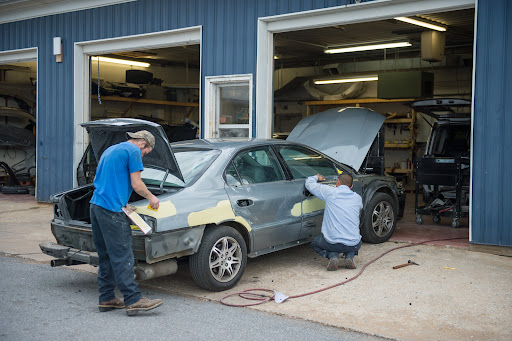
[51,186,150,256]
[56,185,151,223]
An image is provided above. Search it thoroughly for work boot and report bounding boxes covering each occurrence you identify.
[344,255,356,269]
[126,297,163,316]
[327,255,339,271]
[98,297,125,312]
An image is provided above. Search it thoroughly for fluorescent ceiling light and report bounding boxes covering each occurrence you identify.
[325,42,411,54]
[395,17,447,32]
[91,56,150,67]
[314,76,378,84]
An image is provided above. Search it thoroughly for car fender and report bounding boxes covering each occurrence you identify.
[362,180,399,211]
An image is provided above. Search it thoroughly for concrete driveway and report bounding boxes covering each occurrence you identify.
[1,193,511,340]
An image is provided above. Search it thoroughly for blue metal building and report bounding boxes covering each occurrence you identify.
[0,0,510,247]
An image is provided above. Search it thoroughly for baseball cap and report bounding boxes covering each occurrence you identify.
[126,130,155,148]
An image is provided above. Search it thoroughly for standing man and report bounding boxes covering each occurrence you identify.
[90,130,163,316]
[305,173,363,271]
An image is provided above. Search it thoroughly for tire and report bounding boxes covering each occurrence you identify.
[433,215,441,224]
[361,192,397,244]
[189,225,247,291]
[416,215,424,225]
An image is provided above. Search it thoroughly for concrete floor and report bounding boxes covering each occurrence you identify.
[1,192,510,340]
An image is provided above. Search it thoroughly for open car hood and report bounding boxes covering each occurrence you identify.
[81,118,184,181]
[286,107,385,170]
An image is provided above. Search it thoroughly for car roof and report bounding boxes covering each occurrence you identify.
[171,138,296,150]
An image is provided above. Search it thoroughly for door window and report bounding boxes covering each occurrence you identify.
[227,147,285,185]
[277,145,338,179]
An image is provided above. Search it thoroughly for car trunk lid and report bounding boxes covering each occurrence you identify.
[286,107,385,170]
[81,118,184,182]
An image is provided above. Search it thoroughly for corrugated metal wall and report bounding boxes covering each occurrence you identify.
[471,0,512,246]
[0,0,351,201]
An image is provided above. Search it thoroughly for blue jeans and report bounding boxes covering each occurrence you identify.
[90,204,141,306]
[311,234,362,260]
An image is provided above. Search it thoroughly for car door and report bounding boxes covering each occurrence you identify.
[224,146,303,251]
[275,145,341,240]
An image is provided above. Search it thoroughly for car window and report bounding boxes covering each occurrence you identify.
[431,124,470,157]
[225,163,242,186]
[277,145,338,179]
[229,146,285,184]
[142,149,220,187]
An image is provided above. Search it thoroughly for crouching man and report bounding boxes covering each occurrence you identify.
[305,173,363,271]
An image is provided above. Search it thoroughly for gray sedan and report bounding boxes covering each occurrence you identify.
[41,109,404,291]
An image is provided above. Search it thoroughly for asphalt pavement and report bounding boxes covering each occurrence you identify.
[1,194,511,341]
[0,256,384,341]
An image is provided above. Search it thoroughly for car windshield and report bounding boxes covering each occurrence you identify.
[142,149,220,187]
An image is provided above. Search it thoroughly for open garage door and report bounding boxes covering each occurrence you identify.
[269,6,474,244]
[73,27,201,187]
[0,51,37,196]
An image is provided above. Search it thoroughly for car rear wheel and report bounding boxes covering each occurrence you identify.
[189,225,247,291]
[361,192,397,244]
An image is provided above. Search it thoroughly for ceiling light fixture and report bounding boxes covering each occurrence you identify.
[325,42,411,54]
[91,56,150,67]
[394,17,447,32]
[314,75,378,84]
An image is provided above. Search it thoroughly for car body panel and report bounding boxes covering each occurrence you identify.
[225,180,303,251]
[286,107,386,171]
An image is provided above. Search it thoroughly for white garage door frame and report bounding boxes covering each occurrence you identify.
[0,47,39,194]
[255,0,476,138]
[73,26,202,186]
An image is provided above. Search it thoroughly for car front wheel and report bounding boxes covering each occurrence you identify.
[189,225,247,291]
[361,192,397,244]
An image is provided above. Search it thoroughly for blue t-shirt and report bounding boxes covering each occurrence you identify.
[90,141,144,212]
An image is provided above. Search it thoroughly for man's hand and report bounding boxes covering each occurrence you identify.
[316,174,326,182]
[148,194,160,210]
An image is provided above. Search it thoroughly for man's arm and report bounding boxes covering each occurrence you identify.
[130,171,160,209]
[305,174,334,201]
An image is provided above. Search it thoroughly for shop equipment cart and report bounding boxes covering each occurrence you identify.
[414,157,469,228]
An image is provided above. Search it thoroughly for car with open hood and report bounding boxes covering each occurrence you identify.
[40,107,405,291]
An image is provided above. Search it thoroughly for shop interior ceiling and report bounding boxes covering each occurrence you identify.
[274,9,474,70]
[99,9,474,75]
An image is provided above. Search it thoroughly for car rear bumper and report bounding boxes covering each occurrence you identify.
[39,241,99,266]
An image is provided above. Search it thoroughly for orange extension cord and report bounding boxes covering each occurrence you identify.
[220,237,467,307]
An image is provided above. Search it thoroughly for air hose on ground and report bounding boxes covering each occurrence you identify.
[220,237,467,307]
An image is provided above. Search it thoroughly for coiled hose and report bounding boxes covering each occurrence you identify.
[220,237,466,307]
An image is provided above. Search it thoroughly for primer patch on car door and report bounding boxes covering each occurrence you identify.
[291,202,302,217]
[291,197,325,216]
[302,197,325,214]
[135,201,177,218]
[187,200,252,231]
